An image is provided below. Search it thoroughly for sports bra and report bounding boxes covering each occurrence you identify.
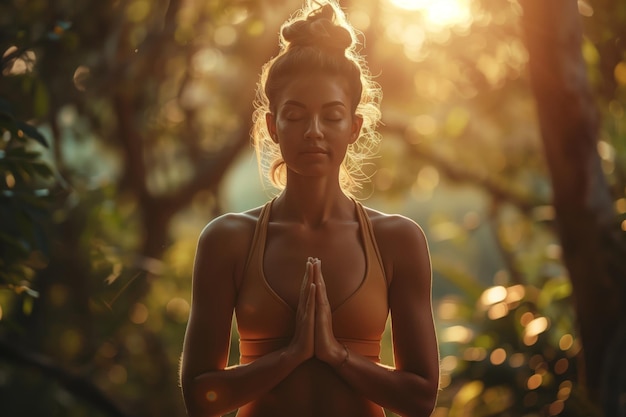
[235,199,389,364]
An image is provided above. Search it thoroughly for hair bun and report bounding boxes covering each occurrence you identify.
[282,4,353,53]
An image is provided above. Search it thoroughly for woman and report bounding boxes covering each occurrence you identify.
[180,2,439,416]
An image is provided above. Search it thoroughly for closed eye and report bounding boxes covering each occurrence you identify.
[324,111,345,121]
[285,113,304,121]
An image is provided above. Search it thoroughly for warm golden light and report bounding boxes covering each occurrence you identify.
[2,46,36,75]
[505,285,525,304]
[130,302,149,324]
[554,358,569,375]
[526,374,542,390]
[549,400,565,415]
[520,311,534,327]
[440,355,459,372]
[389,0,430,11]
[166,297,191,323]
[437,298,461,321]
[490,348,506,365]
[463,347,487,361]
[508,353,525,368]
[388,0,472,28]
[454,380,484,405]
[559,334,574,351]
[523,333,538,346]
[558,381,572,400]
[480,286,507,306]
[525,316,549,337]
[438,373,451,389]
[487,302,508,320]
[206,391,218,402]
[440,325,473,343]
[5,173,15,189]
[416,166,440,191]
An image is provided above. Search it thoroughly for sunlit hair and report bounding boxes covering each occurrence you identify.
[252,0,382,196]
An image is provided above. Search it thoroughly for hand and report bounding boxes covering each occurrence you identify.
[312,259,347,368]
[288,258,316,363]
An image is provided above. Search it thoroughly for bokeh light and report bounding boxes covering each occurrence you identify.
[480,286,507,306]
[441,325,473,343]
[527,373,542,390]
[130,302,149,325]
[525,316,549,338]
[387,0,473,29]
[490,348,506,365]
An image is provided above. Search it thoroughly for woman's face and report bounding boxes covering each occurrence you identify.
[266,71,363,182]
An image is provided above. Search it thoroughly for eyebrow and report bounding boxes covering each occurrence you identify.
[282,100,347,109]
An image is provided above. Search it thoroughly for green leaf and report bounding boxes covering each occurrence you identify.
[6,147,40,160]
[31,162,53,178]
[16,121,48,147]
[0,116,20,139]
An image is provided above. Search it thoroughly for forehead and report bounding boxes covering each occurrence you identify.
[276,72,352,108]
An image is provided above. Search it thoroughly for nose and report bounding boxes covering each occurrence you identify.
[305,115,323,139]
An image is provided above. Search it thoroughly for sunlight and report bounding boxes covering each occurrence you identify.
[525,316,549,338]
[440,325,473,343]
[387,0,472,28]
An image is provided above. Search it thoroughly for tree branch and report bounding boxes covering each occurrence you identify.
[383,121,547,212]
[0,337,132,417]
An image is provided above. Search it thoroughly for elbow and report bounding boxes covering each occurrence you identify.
[181,377,236,417]
[182,376,220,417]
[418,375,439,416]
[403,374,439,417]
[420,395,438,417]
[181,377,202,417]
[406,397,436,417]
[407,394,437,417]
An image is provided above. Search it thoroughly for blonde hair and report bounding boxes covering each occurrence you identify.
[251,0,382,196]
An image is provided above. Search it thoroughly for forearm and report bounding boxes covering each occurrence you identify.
[183,348,303,417]
[334,350,438,417]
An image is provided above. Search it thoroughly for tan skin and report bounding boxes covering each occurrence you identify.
[181,72,440,417]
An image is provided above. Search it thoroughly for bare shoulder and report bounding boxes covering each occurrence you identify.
[362,206,428,254]
[195,205,265,269]
[199,206,262,244]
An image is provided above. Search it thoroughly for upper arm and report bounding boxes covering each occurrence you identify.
[181,214,252,386]
[377,216,439,386]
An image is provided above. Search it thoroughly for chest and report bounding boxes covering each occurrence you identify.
[263,221,366,310]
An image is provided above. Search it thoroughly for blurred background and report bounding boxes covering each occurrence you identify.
[1,0,625,416]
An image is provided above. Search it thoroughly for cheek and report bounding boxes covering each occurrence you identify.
[276,119,300,133]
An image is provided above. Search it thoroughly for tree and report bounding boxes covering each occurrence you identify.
[520,1,626,414]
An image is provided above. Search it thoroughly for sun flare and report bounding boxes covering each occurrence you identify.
[388,0,472,28]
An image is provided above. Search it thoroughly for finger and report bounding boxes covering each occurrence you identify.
[297,260,313,315]
[306,283,316,318]
[301,259,313,289]
[314,260,330,307]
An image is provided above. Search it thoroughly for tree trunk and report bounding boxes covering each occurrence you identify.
[520,0,626,413]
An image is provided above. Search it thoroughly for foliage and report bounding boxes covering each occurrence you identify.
[433,219,600,417]
[0,96,54,313]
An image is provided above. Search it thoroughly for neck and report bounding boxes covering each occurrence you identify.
[274,176,353,227]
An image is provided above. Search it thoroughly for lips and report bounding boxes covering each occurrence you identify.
[301,147,327,154]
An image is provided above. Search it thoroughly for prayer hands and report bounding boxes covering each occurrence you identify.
[290,257,347,368]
